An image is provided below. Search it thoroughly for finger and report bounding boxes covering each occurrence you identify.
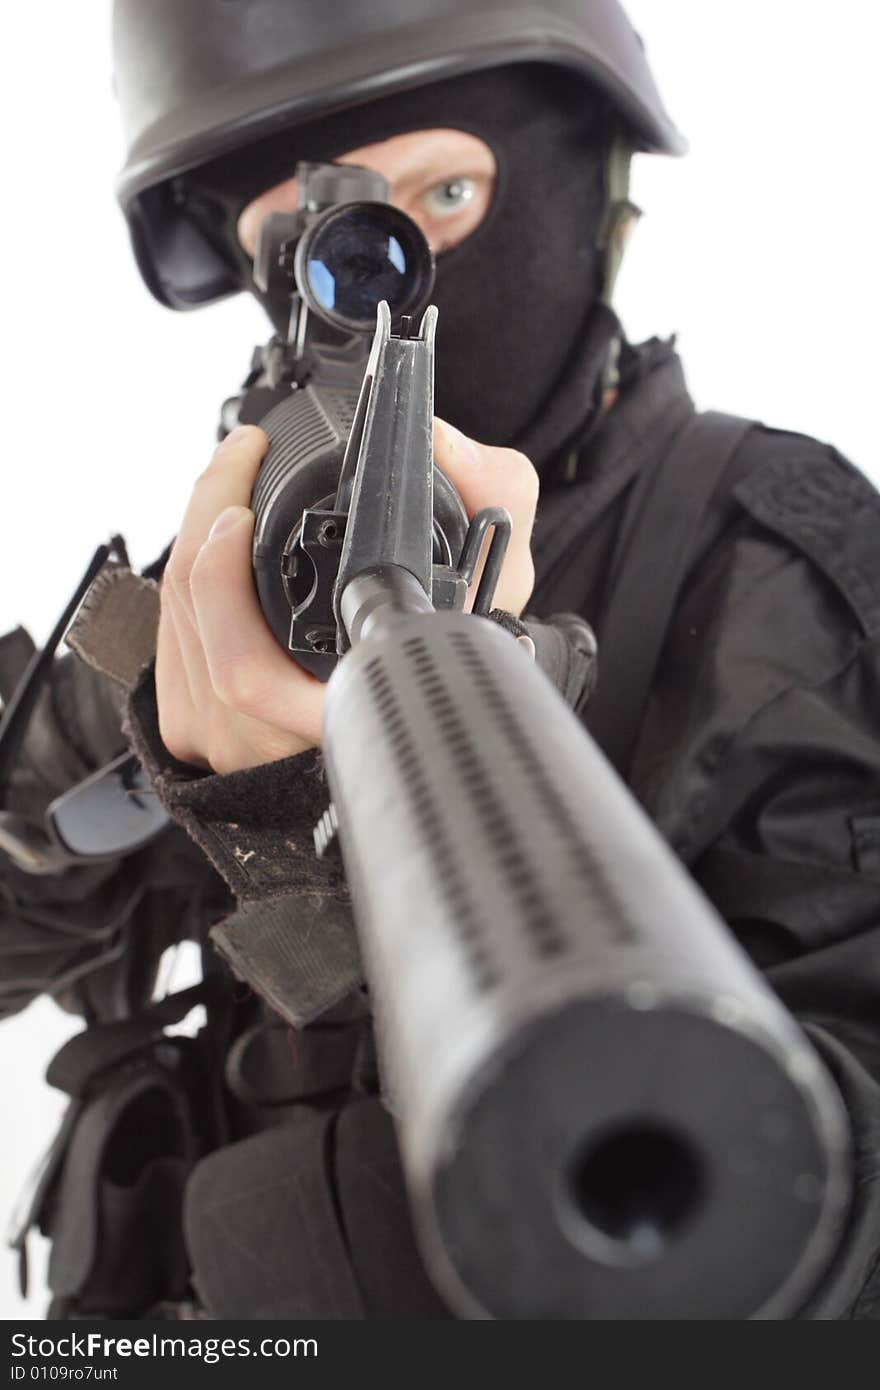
[164,425,269,624]
[160,580,215,716]
[433,417,539,533]
[155,594,210,767]
[189,505,325,743]
[433,417,538,614]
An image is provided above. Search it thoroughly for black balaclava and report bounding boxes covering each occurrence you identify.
[182,64,619,476]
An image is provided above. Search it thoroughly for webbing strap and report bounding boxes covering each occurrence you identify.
[46,978,219,1097]
[586,410,755,779]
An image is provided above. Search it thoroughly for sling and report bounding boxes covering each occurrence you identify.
[586,410,755,778]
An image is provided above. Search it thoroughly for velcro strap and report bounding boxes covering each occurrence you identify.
[66,566,159,690]
[211,893,362,1027]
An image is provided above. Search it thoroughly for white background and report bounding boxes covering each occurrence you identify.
[1,0,878,1318]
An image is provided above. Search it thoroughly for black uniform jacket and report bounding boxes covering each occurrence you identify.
[1,339,879,1319]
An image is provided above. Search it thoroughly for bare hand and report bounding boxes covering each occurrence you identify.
[156,425,324,774]
[156,420,539,774]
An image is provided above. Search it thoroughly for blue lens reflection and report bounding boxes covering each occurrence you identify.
[388,236,405,275]
[308,259,336,310]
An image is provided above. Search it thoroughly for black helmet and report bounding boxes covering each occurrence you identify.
[113,0,685,311]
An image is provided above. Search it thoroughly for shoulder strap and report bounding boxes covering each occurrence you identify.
[586,410,755,778]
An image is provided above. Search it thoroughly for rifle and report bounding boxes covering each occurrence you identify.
[242,165,852,1318]
[0,162,851,1318]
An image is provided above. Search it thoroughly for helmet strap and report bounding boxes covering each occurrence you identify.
[597,132,641,391]
[599,132,641,304]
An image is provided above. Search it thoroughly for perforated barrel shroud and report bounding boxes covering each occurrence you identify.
[322,610,851,1320]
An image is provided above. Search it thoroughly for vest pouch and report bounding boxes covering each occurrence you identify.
[43,1048,201,1318]
[184,1096,450,1319]
[7,982,225,1318]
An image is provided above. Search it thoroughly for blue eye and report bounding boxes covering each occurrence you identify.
[422,178,477,219]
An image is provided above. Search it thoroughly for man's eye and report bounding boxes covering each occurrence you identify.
[422,178,477,219]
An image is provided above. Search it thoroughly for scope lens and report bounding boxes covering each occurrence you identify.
[298,203,435,331]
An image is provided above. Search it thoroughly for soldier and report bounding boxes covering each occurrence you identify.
[2,0,879,1318]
